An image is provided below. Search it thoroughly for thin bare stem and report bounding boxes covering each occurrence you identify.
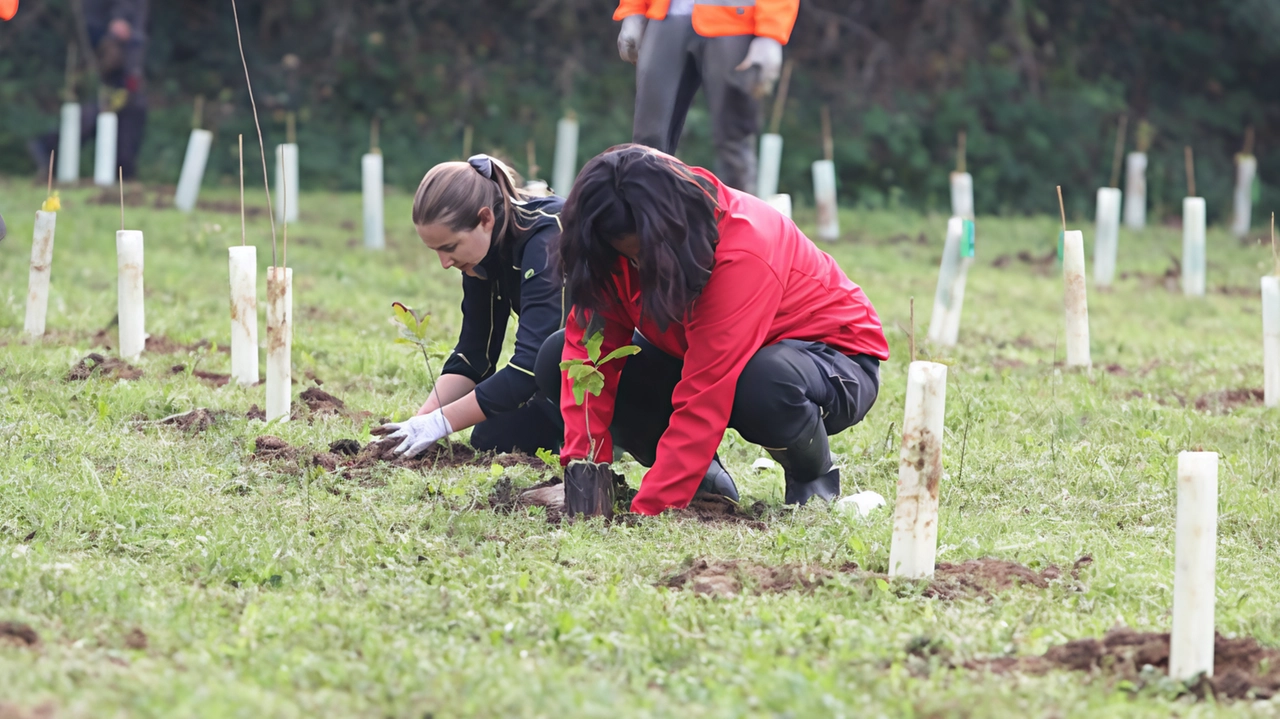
[193,95,204,131]
[769,60,794,136]
[281,145,288,268]
[118,167,124,231]
[909,296,916,363]
[47,150,54,197]
[286,112,296,145]
[1185,146,1196,197]
[1272,213,1277,278]
[462,125,473,159]
[230,0,277,266]
[1244,126,1256,156]
[1109,114,1128,189]
[821,105,834,162]
[956,131,967,174]
[371,117,380,154]
[1057,186,1066,232]
[239,134,246,247]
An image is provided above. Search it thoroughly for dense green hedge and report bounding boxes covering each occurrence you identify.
[3,0,1278,224]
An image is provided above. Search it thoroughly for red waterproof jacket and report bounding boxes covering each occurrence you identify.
[560,168,889,515]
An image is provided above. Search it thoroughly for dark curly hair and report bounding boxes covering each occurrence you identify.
[557,145,721,331]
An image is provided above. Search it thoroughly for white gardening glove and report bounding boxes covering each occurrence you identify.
[735,37,783,97]
[617,15,647,64]
[385,409,453,458]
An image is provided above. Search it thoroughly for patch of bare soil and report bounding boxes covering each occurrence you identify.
[669,494,769,529]
[89,327,224,355]
[170,364,231,387]
[990,249,1057,274]
[0,702,58,719]
[252,435,538,482]
[246,405,267,421]
[1194,388,1264,413]
[0,621,39,648]
[299,387,346,416]
[158,408,220,433]
[968,627,1280,701]
[124,627,148,650]
[65,353,142,382]
[194,200,267,217]
[663,556,1091,600]
[663,559,833,597]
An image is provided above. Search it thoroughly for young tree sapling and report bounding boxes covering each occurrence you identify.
[559,329,640,518]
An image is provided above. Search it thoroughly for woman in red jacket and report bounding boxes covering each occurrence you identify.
[536,145,889,515]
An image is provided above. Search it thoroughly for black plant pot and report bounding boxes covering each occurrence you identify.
[563,460,619,519]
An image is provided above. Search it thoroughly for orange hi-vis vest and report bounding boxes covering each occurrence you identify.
[613,0,799,45]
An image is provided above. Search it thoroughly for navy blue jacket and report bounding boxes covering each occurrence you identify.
[441,195,565,417]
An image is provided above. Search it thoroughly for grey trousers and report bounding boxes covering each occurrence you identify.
[632,15,759,193]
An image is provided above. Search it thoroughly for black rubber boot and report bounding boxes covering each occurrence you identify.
[697,454,739,502]
[768,428,840,506]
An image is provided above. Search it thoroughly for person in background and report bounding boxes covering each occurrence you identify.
[613,0,796,194]
[379,156,566,458]
[541,145,888,515]
[30,0,149,180]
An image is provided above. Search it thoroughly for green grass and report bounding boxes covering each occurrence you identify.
[2,176,1280,717]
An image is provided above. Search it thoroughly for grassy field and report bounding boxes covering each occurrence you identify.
[2,174,1279,718]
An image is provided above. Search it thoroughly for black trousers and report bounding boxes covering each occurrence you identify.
[632,15,759,193]
[38,96,148,180]
[532,329,881,482]
[469,396,562,456]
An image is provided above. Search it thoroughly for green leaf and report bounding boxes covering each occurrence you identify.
[490,463,504,477]
[559,358,587,371]
[600,344,641,365]
[583,372,606,397]
[392,302,416,329]
[571,382,586,406]
[535,447,559,469]
[585,331,604,365]
[567,364,597,381]
[874,578,890,593]
[413,313,432,341]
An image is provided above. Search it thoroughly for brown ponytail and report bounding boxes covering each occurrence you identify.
[412,155,533,248]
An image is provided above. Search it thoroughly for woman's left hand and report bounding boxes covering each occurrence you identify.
[383,409,453,457]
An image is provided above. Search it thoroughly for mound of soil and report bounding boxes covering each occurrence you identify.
[251,435,540,480]
[246,405,267,421]
[969,627,1280,701]
[1194,388,1264,413]
[299,387,346,416]
[170,364,231,387]
[924,557,1081,600]
[664,559,833,597]
[490,477,567,522]
[329,439,362,456]
[0,621,39,648]
[66,353,142,382]
[159,408,219,433]
[124,627,148,650]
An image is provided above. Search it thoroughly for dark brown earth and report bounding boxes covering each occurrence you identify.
[245,405,267,421]
[159,408,220,433]
[490,477,568,522]
[251,435,541,479]
[170,364,231,387]
[298,387,346,416]
[1194,388,1264,413]
[124,627,148,650]
[0,622,39,648]
[662,556,1092,600]
[669,494,769,529]
[66,353,143,381]
[968,627,1280,700]
[90,328,224,355]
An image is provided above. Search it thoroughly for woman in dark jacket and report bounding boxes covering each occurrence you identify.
[383,155,565,457]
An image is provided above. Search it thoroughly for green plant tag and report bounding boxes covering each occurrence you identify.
[961,219,976,258]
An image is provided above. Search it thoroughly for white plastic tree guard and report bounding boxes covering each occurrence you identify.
[888,360,948,579]
[1169,451,1218,682]
[927,217,972,347]
[1093,187,1122,288]
[362,152,385,250]
[812,159,839,241]
[228,246,259,387]
[552,117,579,196]
[1182,197,1206,297]
[1062,230,1091,369]
[1263,275,1280,408]
[1123,152,1147,229]
[274,144,299,224]
[757,133,783,199]
[766,193,792,219]
[174,129,214,212]
[93,112,118,187]
[57,103,80,184]
[266,267,293,421]
[1232,155,1257,240]
[116,230,146,361]
[24,211,58,336]
[950,172,974,219]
